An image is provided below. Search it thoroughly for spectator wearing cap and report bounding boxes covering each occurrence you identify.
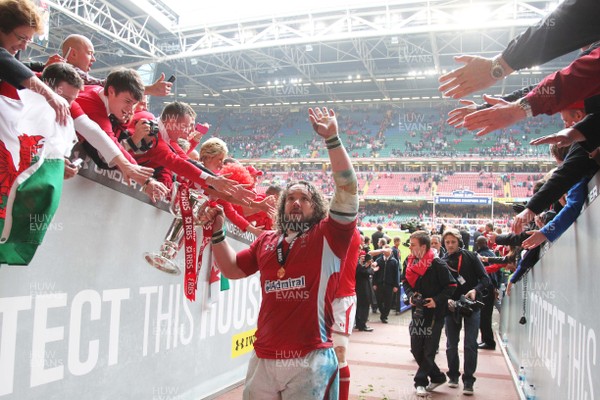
[355,251,375,332]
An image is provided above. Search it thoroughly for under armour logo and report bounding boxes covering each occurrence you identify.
[265,244,275,251]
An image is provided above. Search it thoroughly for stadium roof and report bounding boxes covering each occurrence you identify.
[25,0,575,110]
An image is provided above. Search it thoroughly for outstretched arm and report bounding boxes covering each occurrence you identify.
[308,107,358,225]
[202,206,248,279]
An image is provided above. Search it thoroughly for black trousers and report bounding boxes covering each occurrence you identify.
[411,318,446,387]
[479,285,496,346]
[375,285,394,320]
[370,280,378,311]
[356,289,371,329]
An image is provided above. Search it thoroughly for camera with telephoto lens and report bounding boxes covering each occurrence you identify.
[454,294,484,317]
[411,293,427,319]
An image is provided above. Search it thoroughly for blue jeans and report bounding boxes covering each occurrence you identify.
[445,309,480,386]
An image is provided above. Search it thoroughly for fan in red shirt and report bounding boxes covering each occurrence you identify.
[39,63,165,200]
[216,162,276,235]
[74,68,168,200]
[124,101,251,201]
[203,107,359,399]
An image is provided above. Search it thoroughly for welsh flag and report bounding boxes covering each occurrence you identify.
[0,83,76,265]
[208,262,230,305]
[208,262,221,305]
[196,227,230,308]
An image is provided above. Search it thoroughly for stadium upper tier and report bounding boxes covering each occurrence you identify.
[198,106,564,159]
[254,171,544,201]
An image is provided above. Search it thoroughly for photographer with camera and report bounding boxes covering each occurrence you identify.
[402,231,457,397]
[124,101,251,202]
[442,228,490,396]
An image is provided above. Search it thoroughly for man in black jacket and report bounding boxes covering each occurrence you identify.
[402,231,457,397]
[371,225,384,250]
[442,229,490,396]
[474,236,497,350]
[355,253,375,332]
[372,246,399,324]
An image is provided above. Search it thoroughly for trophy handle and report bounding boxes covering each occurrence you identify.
[190,191,210,226]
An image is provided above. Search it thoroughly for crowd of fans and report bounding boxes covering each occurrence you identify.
[3,0,599,398]
[165,105,564,160]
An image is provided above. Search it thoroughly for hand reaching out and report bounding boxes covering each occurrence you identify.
[462,95,526,136]
[439,56,497,99]
[512,208,535,234]
[522,230,548,250]
[447,99,481,127]
[529,128,585,147]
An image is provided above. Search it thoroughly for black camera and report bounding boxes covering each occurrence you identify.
[145,120,160,136]
[119,119,160,154]
[454,294,484,317]
[400,221,422,233]
[411,293,427,319]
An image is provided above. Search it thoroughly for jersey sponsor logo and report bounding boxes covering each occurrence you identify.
[265,243,275,251]
[264,276,306,293]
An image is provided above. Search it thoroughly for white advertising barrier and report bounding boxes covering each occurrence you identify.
[499,173,600,400]
[0,173,260,400]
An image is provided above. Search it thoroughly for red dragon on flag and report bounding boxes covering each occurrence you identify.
[0,134,45,219]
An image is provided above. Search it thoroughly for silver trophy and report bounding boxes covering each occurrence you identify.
[144,182,208,275]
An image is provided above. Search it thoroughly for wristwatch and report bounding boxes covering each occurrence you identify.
[517,97,533,118]
[490,57,505,80]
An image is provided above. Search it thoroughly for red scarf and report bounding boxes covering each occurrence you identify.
[405,249,435,288]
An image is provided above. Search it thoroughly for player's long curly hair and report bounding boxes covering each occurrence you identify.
[275,180,328,234]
